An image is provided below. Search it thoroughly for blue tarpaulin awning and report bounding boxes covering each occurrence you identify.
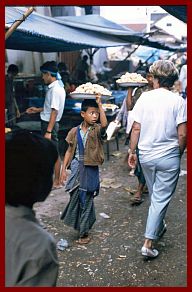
[5,7,186,53]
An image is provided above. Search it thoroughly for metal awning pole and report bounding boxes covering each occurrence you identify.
[134,51,156,72]
[109,34,152,74]
[5,6,35,40]
[110,43,142,75]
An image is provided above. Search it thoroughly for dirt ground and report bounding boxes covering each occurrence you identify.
[34,136,187,287]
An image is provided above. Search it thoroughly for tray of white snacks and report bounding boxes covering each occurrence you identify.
[116,72,148,87]
[70,82,112,99]
[102,103,119,112]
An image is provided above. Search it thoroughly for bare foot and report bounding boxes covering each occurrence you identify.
[52,184,63,190]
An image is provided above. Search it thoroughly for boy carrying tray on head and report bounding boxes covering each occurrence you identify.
[60,94,108,244]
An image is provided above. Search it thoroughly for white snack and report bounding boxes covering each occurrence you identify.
[116,72,147,84]
[102,104,119,111]
[71,82,112,96]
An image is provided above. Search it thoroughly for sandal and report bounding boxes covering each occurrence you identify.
[75,236,91,245]
[130,196,144,205]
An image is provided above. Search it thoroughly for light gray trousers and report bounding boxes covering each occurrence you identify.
[140,148,181,240]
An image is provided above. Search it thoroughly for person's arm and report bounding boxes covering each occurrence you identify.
[126,87,135,110]
[96,94,108,128]
[128,121,141,168]
[13,98,21,118]
[44,109,58,140]
[177,122,187,156]
[115,98,126,123]
[179,65,185,92]
[26,107,43,114]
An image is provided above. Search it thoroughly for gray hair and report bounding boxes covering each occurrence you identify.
[149,60,178,78]
[149,60,179,88]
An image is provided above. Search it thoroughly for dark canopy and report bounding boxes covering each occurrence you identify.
[5,6,186,53]
[161,6,187,23]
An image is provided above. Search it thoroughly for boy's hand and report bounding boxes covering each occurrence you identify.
[95,93,108,127]
[95,93,102,105]
[60,168,68,185]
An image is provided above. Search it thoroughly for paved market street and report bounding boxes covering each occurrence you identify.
[34,136,187,287]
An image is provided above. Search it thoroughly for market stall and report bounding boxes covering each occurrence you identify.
[5,6,186,124]
[6,7,186,52]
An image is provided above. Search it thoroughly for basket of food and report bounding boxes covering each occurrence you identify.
[116,72,148,87]
[70,82,112,100]
[102,103,119,112]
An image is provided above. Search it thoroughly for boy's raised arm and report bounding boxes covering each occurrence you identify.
[95,94,108,128]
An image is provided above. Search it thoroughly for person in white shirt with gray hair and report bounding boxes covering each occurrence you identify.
[128,60,187,259]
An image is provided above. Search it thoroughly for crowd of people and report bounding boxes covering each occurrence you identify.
[5,57,187,286]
